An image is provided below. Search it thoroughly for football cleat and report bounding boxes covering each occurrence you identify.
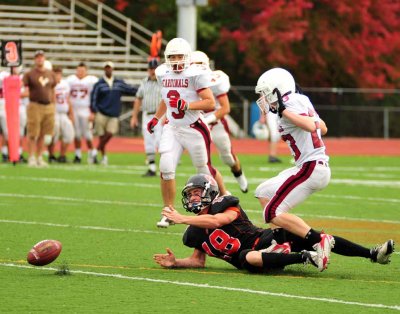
[268,156,282,163]
[73,156,81,164]
[37,156,48,168]
[261,240,291,254]
[301,250,318,268]
[157,216,174,228]
[370,239,394,264]
[235,174,248,193]
[312,233,335,272]
[142,170,156,177]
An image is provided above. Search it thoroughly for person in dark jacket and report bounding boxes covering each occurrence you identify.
[90,61,137,165]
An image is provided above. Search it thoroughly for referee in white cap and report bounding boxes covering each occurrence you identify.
[131,59,163,177]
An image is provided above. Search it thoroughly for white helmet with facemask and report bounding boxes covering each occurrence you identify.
[164,38,192,72]
[255,68,296,114]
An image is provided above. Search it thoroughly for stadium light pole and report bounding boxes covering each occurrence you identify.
[176,0,208,50]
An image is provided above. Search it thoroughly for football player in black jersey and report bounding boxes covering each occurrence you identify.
[153,174,394,273]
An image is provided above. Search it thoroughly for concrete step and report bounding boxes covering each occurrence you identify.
[0,34,114,45]
[0,12,71,20]
[21,42,127,52]
[0,27,99,36]
[23,51,146,62]
[0,4,59,12]
[0,19,86,29]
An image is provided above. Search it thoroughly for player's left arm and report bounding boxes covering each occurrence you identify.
[205,94,230,124]
[153,248,206,269]
[319,118,328,135]
[187,87,215,111]
[162,206,238,229]
[282,109,318,132]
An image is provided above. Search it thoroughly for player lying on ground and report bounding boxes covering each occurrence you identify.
[153,174,394,273]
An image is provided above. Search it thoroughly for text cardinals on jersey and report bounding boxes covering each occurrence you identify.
[162,79,189,88]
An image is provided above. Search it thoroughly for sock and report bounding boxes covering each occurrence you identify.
[231,168,243,177]
[331,236,371,258]
[19,147,22,155]
[91,149,98,157]
[261,252,303,269]
[75,149,82,158]
[272,228,287,244]
[1,146,8,155]
[304,229,322,246]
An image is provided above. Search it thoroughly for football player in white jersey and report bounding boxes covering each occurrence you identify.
[66,62,98,163]
[147,38,227,228]
[48,67,74,163]
[254,68,334,272]
[191,51,248,193]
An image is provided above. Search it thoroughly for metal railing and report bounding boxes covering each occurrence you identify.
[48,0,167,62]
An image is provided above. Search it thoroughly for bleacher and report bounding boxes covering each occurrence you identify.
[0,1,164,85]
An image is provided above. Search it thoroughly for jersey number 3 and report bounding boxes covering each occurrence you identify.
[167,90,185,119]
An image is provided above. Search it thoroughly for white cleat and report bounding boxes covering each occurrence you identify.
[261,240,291,254]
[302,250,319,268]
[371,239,394,264]
[28,156,37,167]
[312,233,335,272]
[157,216,172,228]
[235,174,248,193]
[37,156,48,168]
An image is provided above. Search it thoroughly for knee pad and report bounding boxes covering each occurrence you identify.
[220,153,236,167]
[196,165,211,176]
[44,134,53,145]
[160,172,175,180]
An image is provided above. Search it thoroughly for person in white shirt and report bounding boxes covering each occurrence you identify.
[147,38,227,228]
[254,67,335,272]
[48,67,74,163]
[66,62,98,164]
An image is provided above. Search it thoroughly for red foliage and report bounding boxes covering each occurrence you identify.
[214,0,400,88]
[114,0,129,12]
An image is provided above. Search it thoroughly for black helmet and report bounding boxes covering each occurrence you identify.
[181,174,219,214]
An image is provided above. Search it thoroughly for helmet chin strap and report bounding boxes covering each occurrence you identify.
[190,202,203,214]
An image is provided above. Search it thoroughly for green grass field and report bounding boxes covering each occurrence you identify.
[1,153,399,313]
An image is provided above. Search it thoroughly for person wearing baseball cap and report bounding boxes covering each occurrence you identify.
[90,60,137,165]
[22,49,57,167]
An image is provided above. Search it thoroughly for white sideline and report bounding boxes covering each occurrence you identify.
[1,263,399,311]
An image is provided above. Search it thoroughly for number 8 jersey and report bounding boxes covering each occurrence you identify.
[278,92,329,166]
[156,63,213,127]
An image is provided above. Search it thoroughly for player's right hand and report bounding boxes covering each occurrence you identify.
[153,248,176,268]
[147,117,159,134]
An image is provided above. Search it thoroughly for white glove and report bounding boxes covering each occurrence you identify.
[203,113,218,125]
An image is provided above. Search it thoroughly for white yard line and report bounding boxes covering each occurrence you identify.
[1,263,399,311]
[0,219,182,236]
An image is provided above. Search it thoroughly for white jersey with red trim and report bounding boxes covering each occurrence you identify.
[209,70,230,112]
[55,79,70,114]
[66,74,98,111]
[278,92,328,166]
[156,63,213,127]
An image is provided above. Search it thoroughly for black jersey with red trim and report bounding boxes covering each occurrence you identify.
[182,195,273,269]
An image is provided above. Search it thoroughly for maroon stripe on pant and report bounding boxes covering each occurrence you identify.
[264,161,317,222]
[191,119,217,177]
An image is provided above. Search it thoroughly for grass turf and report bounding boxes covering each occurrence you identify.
[0,153,399,313]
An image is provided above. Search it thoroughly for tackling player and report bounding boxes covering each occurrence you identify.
[154,174,394,273]
[191,51,248,193]
[147,38,227,228]
[66,62,98,164]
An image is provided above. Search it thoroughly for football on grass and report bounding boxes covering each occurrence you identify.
[27,240,62,266]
